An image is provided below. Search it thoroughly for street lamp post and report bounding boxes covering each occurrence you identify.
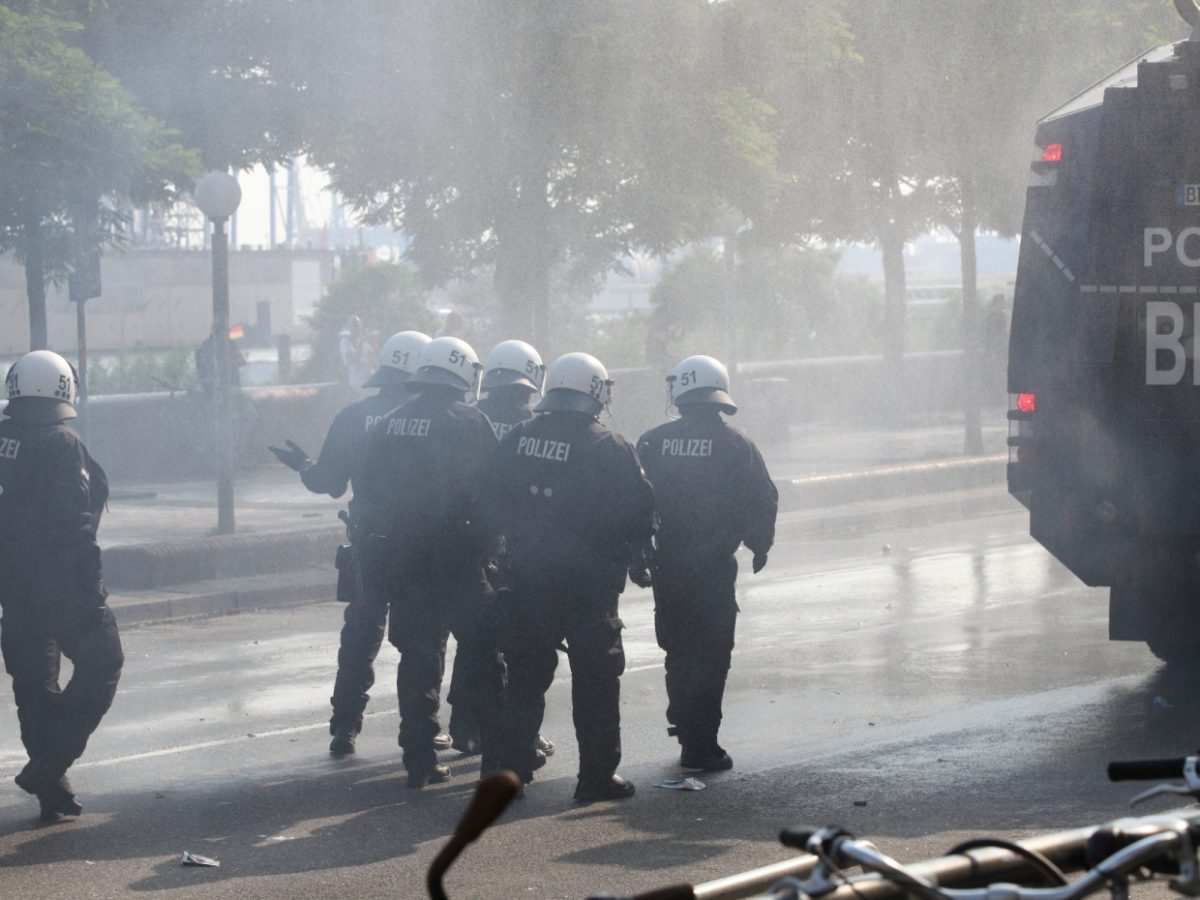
[194,171,242,535]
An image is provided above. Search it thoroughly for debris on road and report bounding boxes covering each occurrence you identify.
[180,852,221,868]
[655,778,706,792]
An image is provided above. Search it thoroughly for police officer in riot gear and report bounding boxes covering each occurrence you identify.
[634,355,777,772]
[448,340,556,760]
[476,340,545,440]
[355,336,505,787]
[269,331,454,758]
[0,351,124,820]
[484,352,654,802]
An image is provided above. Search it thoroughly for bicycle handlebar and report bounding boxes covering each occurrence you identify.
[1107,758,1188,781]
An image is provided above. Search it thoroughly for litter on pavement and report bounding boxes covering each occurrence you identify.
[180,852,221,867]
[654,778,706,791]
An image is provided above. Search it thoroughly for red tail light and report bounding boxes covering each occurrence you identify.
[1041,144,1063,163]
[1017,393,1037,413]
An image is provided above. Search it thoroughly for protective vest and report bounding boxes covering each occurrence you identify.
[0,419,107,602]
[484,412,654,593]
[301,388,409,498]
[356,389,497,577]
[476,395,534,441]
[637,410,777,562]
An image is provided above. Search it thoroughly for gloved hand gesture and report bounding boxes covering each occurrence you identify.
[628,541,654,589]
[752,551,768,574]
[269,439,312,472]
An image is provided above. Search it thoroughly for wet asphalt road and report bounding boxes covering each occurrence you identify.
[1,502,1197,899]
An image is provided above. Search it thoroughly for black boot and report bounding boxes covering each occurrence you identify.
[16,762,82,821]
[681,744,733,772]
[573,774,635,802]
[329,726,357,757]
[406,763,451,789]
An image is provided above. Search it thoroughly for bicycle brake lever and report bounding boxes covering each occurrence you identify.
[1131,757,1200,807]
[1131,783,1194,806]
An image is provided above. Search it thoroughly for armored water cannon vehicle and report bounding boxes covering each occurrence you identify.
[1008,0,1200,661]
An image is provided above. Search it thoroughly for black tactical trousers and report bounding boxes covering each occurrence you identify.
[653,555,738,753]
[1,603,124,779]
[446,646,478,746]
[388,569,504,774]
[328,589,389,736]
[499,585,625,783]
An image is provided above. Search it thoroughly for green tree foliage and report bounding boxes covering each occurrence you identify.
[65,0,300,170]
[302,260,433,381]
[0,4,197,350]
[86,346,197,395]
[908,0,1187,449]
[650,245,881,365]
[277,0,848,353]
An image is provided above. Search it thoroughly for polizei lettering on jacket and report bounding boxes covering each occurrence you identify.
[0,437,19,460]
[517,436,571,462]
[661,437,712,457]
[491,421,513,440]
[386,417,432,437]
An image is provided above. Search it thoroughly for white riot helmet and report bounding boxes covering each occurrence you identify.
[363,330,432,389]
[4,350,79,424]
[408,336,482,395]
[668,354,737,414]
[482,340,545,394]
[536,352,612,416]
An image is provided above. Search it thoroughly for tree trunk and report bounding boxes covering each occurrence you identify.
[24,211,48,351]
[493,154,555,351]
[879,178,907,426]
[958,174,983,455]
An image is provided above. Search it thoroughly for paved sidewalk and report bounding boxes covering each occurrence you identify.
[101,409,1008,550]
[97,408,1014,625]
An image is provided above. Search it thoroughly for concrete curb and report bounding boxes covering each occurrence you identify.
[777,453,1006,509]
[104,526,343,590]
[110,569,338,627]
[102,454,1010,593]
[108,484,1021,628]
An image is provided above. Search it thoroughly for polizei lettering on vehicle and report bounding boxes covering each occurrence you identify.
[1144,227,1200,267]
[516,436,570,462]
[661,438,713,457]
[1144,300,1200,385]
[386,417,432,437]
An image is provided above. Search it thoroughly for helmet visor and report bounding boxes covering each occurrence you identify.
[535,388,603,416]
[362,366,412,389]
[482,368,540,392]
[674,386,737,414]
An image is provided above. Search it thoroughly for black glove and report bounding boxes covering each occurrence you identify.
[628,541,654,589]
[269,439,312,472]
[752,551,768,574]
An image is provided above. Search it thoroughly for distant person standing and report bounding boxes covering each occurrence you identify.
[0,351,124,821]
[338,315,376,388]
[634,355,777,772]
[435,311,465,339]
[195,331,246,394]
[269,331,442,757]
[485,353,654,802]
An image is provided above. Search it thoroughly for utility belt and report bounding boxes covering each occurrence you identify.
[334,543,362,604]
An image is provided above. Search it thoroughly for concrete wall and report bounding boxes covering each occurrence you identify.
[0,249,335,355]
[0,351,972,485]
